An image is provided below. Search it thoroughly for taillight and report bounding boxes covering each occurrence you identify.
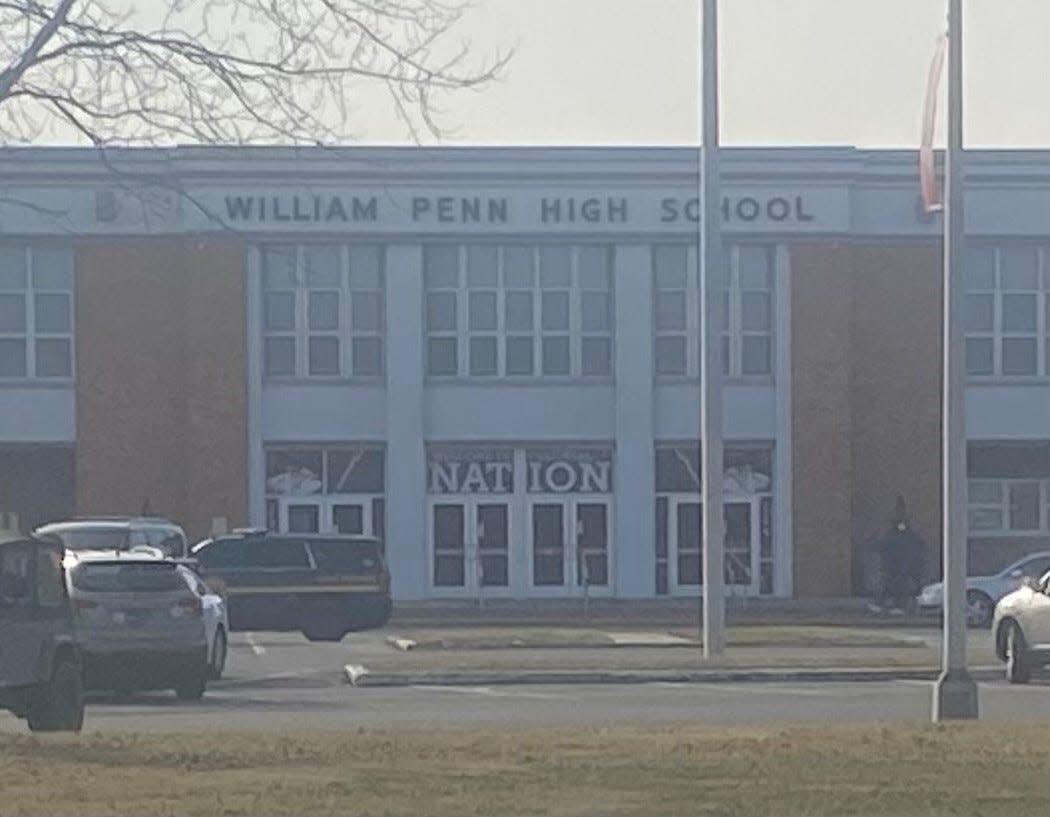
[173,596,203,618]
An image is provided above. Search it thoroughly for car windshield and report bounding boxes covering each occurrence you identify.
[71,562,185,593]
[43,527,129,552]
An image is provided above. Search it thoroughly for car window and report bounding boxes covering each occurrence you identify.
[148,527,187,558]
[308,539,383,574]
[0,544,33,608]
[35,546,65,608]
[1020,556,1050,578]
[194,538,247,569]
[40,526,129,552]
[129,529,149,548]
[245,539,310,569]
[71,562,186,593]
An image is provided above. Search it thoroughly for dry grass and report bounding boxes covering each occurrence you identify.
[3,722,1048,815]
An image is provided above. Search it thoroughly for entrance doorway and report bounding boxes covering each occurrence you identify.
[528,499,610,594]
[429,499,511,594]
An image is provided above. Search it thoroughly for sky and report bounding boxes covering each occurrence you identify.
[399,0,1050,148]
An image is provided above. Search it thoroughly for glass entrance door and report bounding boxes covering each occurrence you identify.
[430,500,511,594]
[665,497,763,596]
[529,500,610,594]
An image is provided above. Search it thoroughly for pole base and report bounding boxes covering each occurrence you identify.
[932,669,979,721]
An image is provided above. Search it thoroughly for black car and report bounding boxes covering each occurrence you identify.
[0,535,84,732]
[189,531,392,642]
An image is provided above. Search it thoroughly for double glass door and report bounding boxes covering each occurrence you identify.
[277,496,380,536]
[529,500,609,592]
[431,500,510,593]
[663,497,763,595]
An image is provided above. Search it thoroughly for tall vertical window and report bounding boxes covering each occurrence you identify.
[424,244,613,378]
[261,244,384,378]
[965,245,1050,378]
[653,243,775,378]
[0,246,73,379]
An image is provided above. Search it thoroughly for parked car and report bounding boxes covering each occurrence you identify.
[36,517,188,558]
[916,551,1050,628]
[992,569,1050,684]
[0,535,84,732]
[65,551,222,698]
[189,530,392,642]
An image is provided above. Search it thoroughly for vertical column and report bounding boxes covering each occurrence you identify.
[245,247,266,528]
[773,245,793,597]
[385,244,427,600]
[613,244,656,598]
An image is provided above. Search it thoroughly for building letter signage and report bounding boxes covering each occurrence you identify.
[427,457,513,494]
[526,452,613,494]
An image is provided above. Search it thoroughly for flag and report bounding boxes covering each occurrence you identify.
[920,33,948,213]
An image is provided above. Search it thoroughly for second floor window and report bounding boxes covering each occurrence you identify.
[425,244,613,379]
[261,244,384,379]
[0,246,73,379]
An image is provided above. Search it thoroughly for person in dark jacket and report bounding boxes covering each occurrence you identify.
[870,496,928,614]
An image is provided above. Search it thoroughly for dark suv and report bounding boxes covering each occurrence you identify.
[0,535,84,732]
[190,531,392,642]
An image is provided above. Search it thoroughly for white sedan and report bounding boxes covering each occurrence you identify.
[916,551,1050,628]
[993,573,1050,684]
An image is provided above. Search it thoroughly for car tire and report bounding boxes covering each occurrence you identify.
[27,661,84,733]
[302,625,347,643]
[966,590,995,629]
[174,674,207,701]
[1005,621,1032,685]
[301,604,349,642]
[208,628,227,680]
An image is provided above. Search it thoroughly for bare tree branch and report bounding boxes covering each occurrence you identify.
[0,0,74,98]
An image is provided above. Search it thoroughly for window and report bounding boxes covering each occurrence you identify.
[652,243,775,378]
[261,244,384,378]
[244,539,311,569]
[965,245,1050,378]
[0,246,73,379]
[195,538,247,569]
[968,479,1043,533]
[424,244,613,378]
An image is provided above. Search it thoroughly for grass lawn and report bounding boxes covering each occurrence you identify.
[2,722,1043,816]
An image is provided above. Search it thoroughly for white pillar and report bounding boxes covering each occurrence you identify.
[245,246,265,528]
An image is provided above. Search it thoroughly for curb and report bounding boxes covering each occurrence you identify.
[346,665,1004,688]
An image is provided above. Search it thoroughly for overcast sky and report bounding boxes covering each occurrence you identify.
[399,0,1050,148]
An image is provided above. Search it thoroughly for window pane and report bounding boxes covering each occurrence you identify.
[0,339,26,377]
[969,481,1003,503]
[506,336,534,375]
[352,291,382,331]
[738,246,772,289]
[654,246,689,289]
[968,508,1003,531]
[582,337,611,375]
[1009,482,1041,530]
[578,246,609,289]
[32,248,72,290]
[0,248,26,289]
[426,292,457,332]
[466,245,498,287]
[1002,337,1037,376]
[469,291,498,331]
[264,337,295,376]
[328,448,385,493]
[655,336,687,375]
[505,291,534,332]
[539,246,571,287]
[965,294,994,332]
[262,246,297,289]
[35,338,71,377]
[542,336,570,375]
[541,291,570,331]
[1002,294,1037,331]
[424,246,460,289]
[581,291,610,332]
[308,336,340,376]
[428,337,458,376]
[0,294,25,331]
[352,337,383,376]
[965,246,996,290]
[742,336,772,375]
[656,291,686,331]
[965,338,994,376]
[504,246,535,288]
[308,291,340,330]
[304,245,341,287]
[349,246,382,289]
[469,336,498,376]
[266,449,322,493]
[264,292,295,331]
[1001,247,1039,290]
[741,291,771,331]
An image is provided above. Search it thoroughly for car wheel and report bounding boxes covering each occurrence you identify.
[1005,621,1032,685]
[208,628,227,680]
[27,661,84,733]
[301,604,348,642]
[174,674,207,701]
[966,590,995,628]
[302,624,347,643]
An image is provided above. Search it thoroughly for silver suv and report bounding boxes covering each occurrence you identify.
[36,517,188,559]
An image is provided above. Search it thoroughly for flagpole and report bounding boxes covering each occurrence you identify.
[933,0,978,721]
[700,0,726,657]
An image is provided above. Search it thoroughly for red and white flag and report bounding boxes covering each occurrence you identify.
[920,33,948,213]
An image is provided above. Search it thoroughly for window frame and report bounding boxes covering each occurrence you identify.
[0,245,74,381]
[968,477,1046,535]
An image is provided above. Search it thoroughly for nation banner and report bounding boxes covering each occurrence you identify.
[920,33,948,213]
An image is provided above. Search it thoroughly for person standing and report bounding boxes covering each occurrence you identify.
[869,496,928,614]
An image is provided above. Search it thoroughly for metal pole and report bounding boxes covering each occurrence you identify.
[700,0,726,657]
[933,0,978,721]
